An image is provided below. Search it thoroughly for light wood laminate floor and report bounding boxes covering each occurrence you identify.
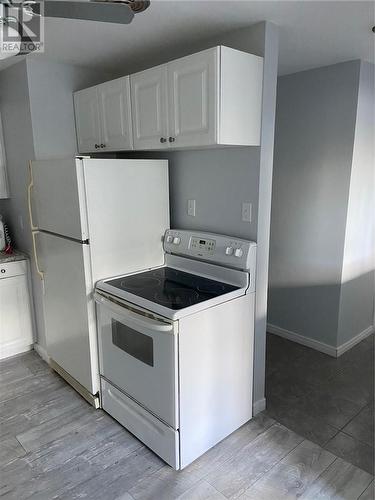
[0,351,374,500]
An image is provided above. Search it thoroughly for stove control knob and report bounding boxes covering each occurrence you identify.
[225,246,234,256]
[234,248,243,258]
[166,235,173,243]
[173,237,181,245]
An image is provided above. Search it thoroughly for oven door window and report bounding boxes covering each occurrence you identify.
[112,319,154,367]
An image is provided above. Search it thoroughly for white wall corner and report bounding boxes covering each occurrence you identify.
[267,323,374,358]
[33,343,50,364]
[253,397,266,415]
[336,325,374,357]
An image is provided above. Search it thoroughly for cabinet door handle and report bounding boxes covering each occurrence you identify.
[160,137,167,143]
[168,137,175,143]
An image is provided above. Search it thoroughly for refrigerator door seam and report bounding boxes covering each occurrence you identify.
[37,229,89,245]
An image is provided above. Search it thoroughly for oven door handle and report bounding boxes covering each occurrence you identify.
[94,292,174,334]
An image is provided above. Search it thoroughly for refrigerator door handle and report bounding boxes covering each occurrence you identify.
[28,161,38,231]
[31,230,45,282]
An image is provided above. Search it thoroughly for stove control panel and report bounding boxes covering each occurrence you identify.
[164,229,256,272]
[190,236,216,255]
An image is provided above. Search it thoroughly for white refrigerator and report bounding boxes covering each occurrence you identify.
[29,158,169,407]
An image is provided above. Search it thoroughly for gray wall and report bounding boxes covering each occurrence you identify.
[0,61,40,349]
[0,60,35,251]
[0,59,111,349]
[268,60,374,349]
[167,148,259,240]
[338,61,375,345]
[27,59,113,159]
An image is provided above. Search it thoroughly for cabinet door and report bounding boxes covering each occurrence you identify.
[0,274,33,358]
[74,87,101,153]
[167,47,218,148]
[98,77,133,151]
[130,65,168,150]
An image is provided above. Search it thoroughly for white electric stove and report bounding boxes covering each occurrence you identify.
[95,229,257,469]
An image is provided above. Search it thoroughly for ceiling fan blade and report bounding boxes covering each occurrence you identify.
[44,1,135,24]
[16,17,38,55]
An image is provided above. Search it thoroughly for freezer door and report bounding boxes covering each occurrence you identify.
[31,159,88,240]
[82,159,169,282]
[37,231,99,394]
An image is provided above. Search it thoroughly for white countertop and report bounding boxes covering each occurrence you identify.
[0,250,29,264]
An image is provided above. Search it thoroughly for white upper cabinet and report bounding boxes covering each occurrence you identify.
[74,86,101,153]
[74,46,263,152]
[218,46,263,146]
[131,65,168,150]
[97,77,133,151]
[131,46,263,150]
[167,48,217,148]
[74,77,133,153]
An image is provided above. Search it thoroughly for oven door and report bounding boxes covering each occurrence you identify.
[95,292,178,429]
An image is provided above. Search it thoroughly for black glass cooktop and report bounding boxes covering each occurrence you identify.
[106,267,239,310]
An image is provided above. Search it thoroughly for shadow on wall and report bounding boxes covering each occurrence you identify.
[338,270,375,345]
[117,147,261,241]
[268,270,375,347]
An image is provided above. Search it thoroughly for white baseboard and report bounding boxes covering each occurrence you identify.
[267,323,374,358]
[336,325,374,357]
[267,323,336,357]
[253,398,266,415]
[0,341,33,360]
[33,343,50,363]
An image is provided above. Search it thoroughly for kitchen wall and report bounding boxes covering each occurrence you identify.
[119,22,279,411]
[0,58,112,350]
[167,148,259,240]
[0,60,39,349]
[268,60,374,352]
[0,61,35,239]
[27,59,114,159]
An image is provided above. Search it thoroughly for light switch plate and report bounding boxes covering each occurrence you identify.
[188,199,196,217]
[242,202,252,222]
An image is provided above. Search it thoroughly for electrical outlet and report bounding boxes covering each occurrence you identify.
[242,202,252,223]
[187,199,196,217]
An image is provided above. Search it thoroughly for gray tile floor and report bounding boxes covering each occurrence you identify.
[1,350,374,499]
[265,333,374,475]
